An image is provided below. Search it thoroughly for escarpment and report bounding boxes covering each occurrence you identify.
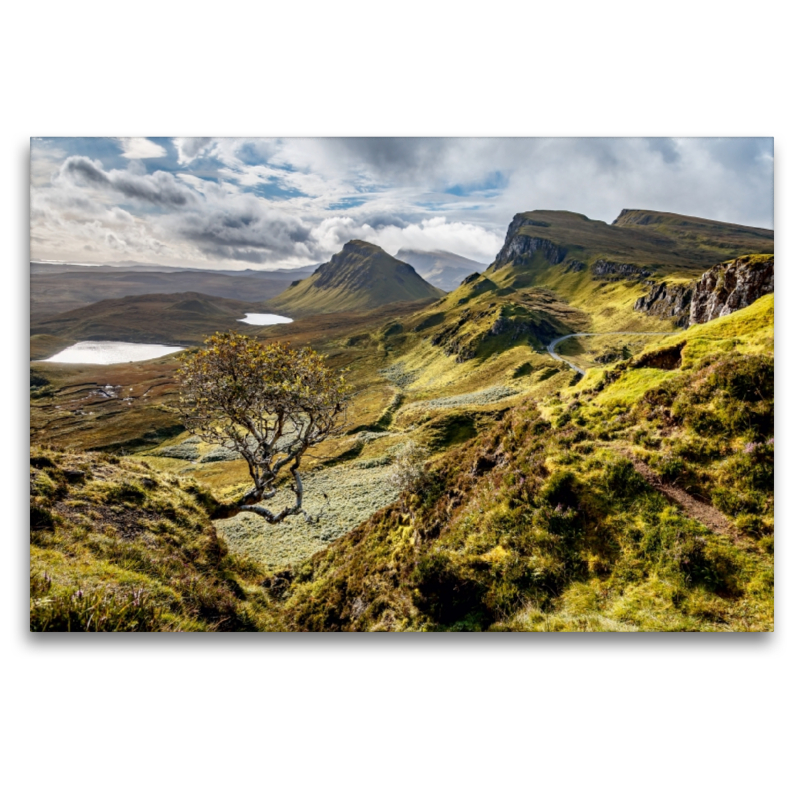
[689,255,774,325]
[634,255,773,327]
[490,214,567,267]
[634,282,694,327]
[591,259,653,281]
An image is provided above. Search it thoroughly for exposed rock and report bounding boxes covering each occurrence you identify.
[563,259,586,274]
[631,343,685,371]
[591,259,652,281]
[491,214,567,267]
[633,282,694,328]
[690,256,774,325]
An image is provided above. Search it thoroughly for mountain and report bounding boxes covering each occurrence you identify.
[394,249,489,291]
[268,240,444,315]
[29,207,774,633]
[30,266,314,320]
[488,209,772,277]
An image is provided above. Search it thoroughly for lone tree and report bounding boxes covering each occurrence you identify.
[176,332,350,523]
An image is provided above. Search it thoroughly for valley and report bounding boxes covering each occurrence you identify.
[30,208,775,632]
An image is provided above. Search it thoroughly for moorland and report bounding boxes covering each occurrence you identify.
[30,208,774,631]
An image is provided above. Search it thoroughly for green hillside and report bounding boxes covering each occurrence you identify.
[30,446,270,631]
[273,296,774,632]
[269,240,444,316]
[29,208,775,633]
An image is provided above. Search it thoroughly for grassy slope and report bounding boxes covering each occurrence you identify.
[272,296,773,631]
[28,211,775,631]
[269,241,444,316]
[30,446,271,631]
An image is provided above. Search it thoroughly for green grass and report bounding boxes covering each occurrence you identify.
[30,446,273,631]
[28,211,775,632]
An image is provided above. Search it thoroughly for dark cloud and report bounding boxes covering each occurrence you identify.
[646,138,681,164]
[174,205,314,263]
[359,211,418,229]
[61,156,196,207]
[704,137,773,172]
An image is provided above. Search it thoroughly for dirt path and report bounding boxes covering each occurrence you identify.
[547,332,670,375]
[611,445,738,540]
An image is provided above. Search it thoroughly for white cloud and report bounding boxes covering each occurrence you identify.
[173,137,215,165]
[29,137,774,270]
[117,138,167,159]
[309,215,502,264]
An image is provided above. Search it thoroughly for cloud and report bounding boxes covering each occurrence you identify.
[173,137,215,165]
[168,196,315,264]
[60,156,197,207]
[117,138,167,159]
[309,215,502,263]
[30,137,774,270]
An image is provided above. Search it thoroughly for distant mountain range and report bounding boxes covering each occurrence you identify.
[269,241,444,316]
[30,261,317,276]
[395,249,488,291]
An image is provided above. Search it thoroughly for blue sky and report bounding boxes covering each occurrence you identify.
[30,137,774,270]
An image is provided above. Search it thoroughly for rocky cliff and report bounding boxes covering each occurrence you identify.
[633,254,773,327]
[633,281,694,327]
[591,259,653,281]
[490,214,566,268]
[689,255,774,325]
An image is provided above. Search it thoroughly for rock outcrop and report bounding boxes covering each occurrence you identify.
[633,255,773,328]
[491,214,566,267]
[591,259,652,281]
[689,256,774,325]
[633,282,694,328]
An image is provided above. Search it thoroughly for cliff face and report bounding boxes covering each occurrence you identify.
[633,282,694,327]
[491,214,566,267]
[591,259,652,281]
[690,256,774,325]
[634,255,773,327]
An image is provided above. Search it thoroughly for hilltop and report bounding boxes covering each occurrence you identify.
[395,248,489,291]
[269,241,444,316]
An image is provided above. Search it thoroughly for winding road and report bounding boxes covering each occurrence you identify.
[547,332,671,376]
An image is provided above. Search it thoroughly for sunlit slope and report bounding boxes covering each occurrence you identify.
[273,296,774,632]
[30,446,271,631]
[269,241,444,316]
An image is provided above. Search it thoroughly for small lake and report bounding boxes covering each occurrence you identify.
[238,313,293,326]
[42,341,185,365]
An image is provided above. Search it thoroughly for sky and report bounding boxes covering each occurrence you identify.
[30,137,774,271]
